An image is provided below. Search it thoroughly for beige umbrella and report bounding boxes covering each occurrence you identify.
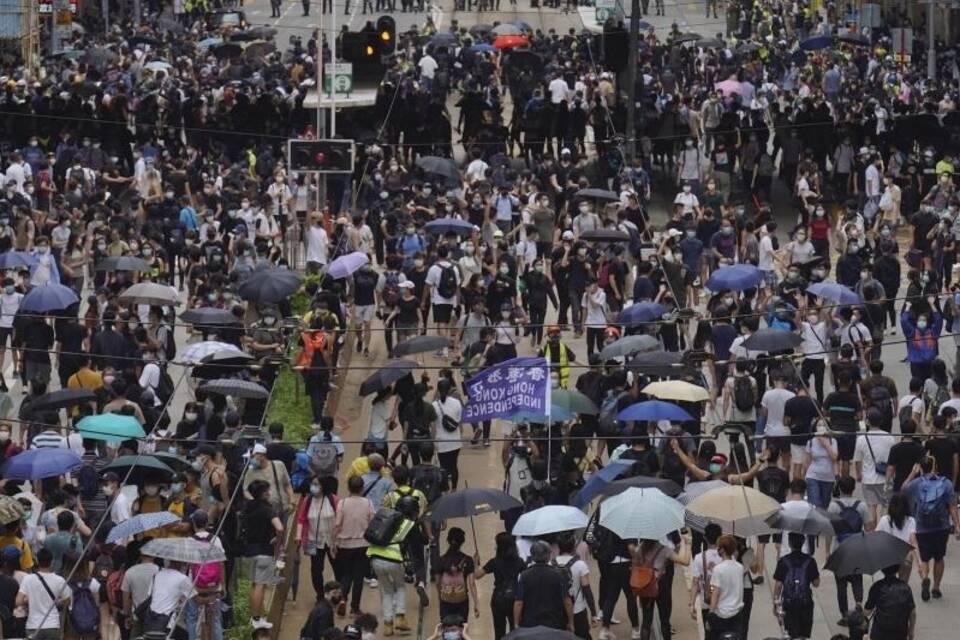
[642,380,709,402]
[684,485,780,536]
[118,282,180,306]
[0,495,25,525]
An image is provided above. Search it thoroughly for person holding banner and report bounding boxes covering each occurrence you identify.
[433,378,465,491]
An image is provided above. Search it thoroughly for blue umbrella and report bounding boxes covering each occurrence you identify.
[424,218,475,236]
[705,264,764,292]
[468,43,496,53]
[198,37,223,49]
[106,511,181,544]
[326,252,369,279]
[0,251,37,269]
[1,448,83,480]
[617,302,667,326]
[799,35,833,51]
[617,400,694,422]
[807,281,860,305]
[510,406,574,423]
[21,283,79,313]
[512,19,532,30]
[570,460,632,508]
[429,33,457,47]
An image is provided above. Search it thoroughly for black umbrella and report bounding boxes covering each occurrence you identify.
[673,33,702,43]
[824,532,913,577]
[30,388,96,412]
[149,452,194,473]
[94,256,151,273]
[628,351,688,378]
[696,38,726,48]
[428,488,521,520]
[212,42,243,59]
[736,41,761,54]
[244,41,276,59]
[575,188,619,202]
[181,307,237,326]
[837,32,870,47]
[391,336,452,358]
[741,328,802,352]
[83,47,118,69]
[600,475,683,499]
[469,23,493,37]
[229,30,258,41]
[237,268,302,303]
[580,229,630,242]
[360,360,418,396]
[505,627,578,640]
[247,26,278,39]
[129,35,161,47]
[199,378,270,400]
[416,155,460,182]
[191,350,255,379]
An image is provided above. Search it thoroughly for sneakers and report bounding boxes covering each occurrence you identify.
[250,617,273,630]
[933,587,943,599]
[630,629,643,640]
[394,614,411,633]
[366,578,378,588]
[922,577,931,601]
[597,629,614,640]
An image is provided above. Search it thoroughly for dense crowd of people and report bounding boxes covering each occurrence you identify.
[5,0,960,640]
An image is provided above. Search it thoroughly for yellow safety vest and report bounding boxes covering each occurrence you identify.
[547,341,570,389]
[366,519,414,563]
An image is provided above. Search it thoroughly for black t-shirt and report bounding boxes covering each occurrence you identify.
[21,320,55,363]
[243,500,276,557]
[783,395,819,442]
[55,321,86,373]
[925,437,958,483]
[887,440,925,491]
[865,576,915,640]
[353,268,378,306]
[823,390,861,431]
[516,563,569,629]
[773,550,819,600]
[756,466,790,503]
[267,442,298,475]
[0,573,18,624]
[619,447,660,478]
[483,555,526,598]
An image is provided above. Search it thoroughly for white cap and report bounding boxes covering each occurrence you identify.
[667,228,683,238]
[251,443,268,455]
[562,230,575,240]
[399,281,415,289]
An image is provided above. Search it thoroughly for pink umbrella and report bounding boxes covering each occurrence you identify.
[714,78,743,96]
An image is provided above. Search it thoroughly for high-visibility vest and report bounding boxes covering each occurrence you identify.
[366,519,415,563]
[547,341,570,389]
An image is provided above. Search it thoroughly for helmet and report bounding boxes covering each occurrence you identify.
[396,495,420,519]
[604,326,621,340]
[546,324,561,336]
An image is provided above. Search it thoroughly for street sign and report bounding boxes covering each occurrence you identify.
[596,7,613,21]
[323,63,353,97]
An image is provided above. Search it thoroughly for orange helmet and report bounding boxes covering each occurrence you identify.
[604,326,621,340]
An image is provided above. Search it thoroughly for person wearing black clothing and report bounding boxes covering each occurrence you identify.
[54,316,85,388]
[783,386,819,479]
[887,419,925,491]
[20,316,54,385]
[90,312,129,371]
[823,372,862,476]
[299,581,342,640]
[924,415,959,486]
[243,480,284,629]
[864,565,916,640]
[521,259,558,347]
[773,533,820,640]
[618,430,660,478]
[513,540,573,631]
[265,422,297,474]
[475,532,525,639]
[550,235,574,325]
[755,445,790,577]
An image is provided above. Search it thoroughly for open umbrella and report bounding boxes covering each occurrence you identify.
[685,485,781,536]
[714,78,743,96]
[551,389,599,415]
[824,532,913,577]
[468,43,496,53]
[642,380,709,402]
[469,24,493,37]
[628,352,687,378]
[149,452,193,473]
[128,35,161,47]
[617,400,693,422]
[360,360,417,396]
[0,251,37,269]
[141,537,227,563]
[735,42,760,54]
[199,379,269,400]
[765,501,839,536]
[326,252,369,280]
[617,302,667,326]
[512,505,589,537]
[575,188,619,202]
[93,256,151,273]
[243,41,276,59]
[837,32,870,47]
[570,460,634,508]
[29,388,96,412]
[198,37,223,49]
[119,282,179,306]
[247,26,278,39]
[181,307,237,326]
[106,511,181,544]
[237,268,302,302]
[705,264,763,291]
[492,23,522,36]
[428,33,457,47]
[21,284,79,313]
[424,218,474,236]
[415,155,460,182]
[392,335,452,358]
[428,487,521,520]
[599,335,660,360]
[672,32,702,43]
[103,455,175,482]
[599,487,685,540]
[505,627,578,640]
[143,60,172,74]
[1,448,83,480]
[180,341,243,364]
[191,349,254,378]
[806,281,860,304]
[800,35,833,51]
[509,406,574,423]
[212,42,243,59]
[493,35,529,50]
[742,328,802,352]
[580,229,630,242]
[83,47,119,69]
[0,496,25,525]
[77,414,146,441]
[696,38,726,48]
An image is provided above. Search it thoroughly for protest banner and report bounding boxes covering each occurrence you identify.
[462,356,551,423]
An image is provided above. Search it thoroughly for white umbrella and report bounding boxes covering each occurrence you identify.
[599,487,684,540]
[512,505,589,537]
[180,341,243,364]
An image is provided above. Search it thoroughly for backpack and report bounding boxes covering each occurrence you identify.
[159,323,176,362]
[77,463,100,500]
[872,580,914,635]
[585,517,617,564]
[551,556,577,599]
[191,535,224,588]
[308,434,339,478]
[382,271,401,307]
[733,375,755,412]
[437,264,458,298]
[520,480,548,511]
[155,364,174,405]
[898,396,918,432]
[69,579,101,635]
[916,476,950,528]
[363,507,404,546]
[438,559,469,604]
[868,384,893,420]
[780,556,813,606]
[928,382,951,420]
[833,500,864,543]
[411,465,449,505]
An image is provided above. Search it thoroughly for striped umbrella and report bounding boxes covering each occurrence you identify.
[141,537,227,563]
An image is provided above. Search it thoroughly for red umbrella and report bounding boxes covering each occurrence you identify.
[493,35,529,50]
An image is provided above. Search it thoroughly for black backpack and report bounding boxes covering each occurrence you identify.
[781,556,813,606]
[899,395,918,431]
[733,375,755,412]
[833,500,864,542]
[437,264,458,298]
[411,465,449,505]
[871,580,914,636]
[363,508,405,546]
[868,384,893,421]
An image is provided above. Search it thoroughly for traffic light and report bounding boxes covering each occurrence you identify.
[287,139,355,174]
[376,16,396,55]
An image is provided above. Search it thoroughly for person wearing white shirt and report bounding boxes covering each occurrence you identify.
[305,213,329,270]
[757,222,777,286]
[555,533,595,638]
[706,536,744,636]
[5,153,31,193]
[148,566,196,619]
[423,247,461,354]
[800,313,829,403]
[17,549,70,634]
[582,280,607,357]
[548,75,570,104]
[418,53,438,88]
[138,350,163,407]
[464,151,489,184]
[760,377,796,439]
[432,380,463,489]
[690,524,723,620]
[673,185,700,215]
[102,473,132,525]
[875,493,921,582]
[0,280,22,389]
[266,174,293,224]
[854,409,897,525]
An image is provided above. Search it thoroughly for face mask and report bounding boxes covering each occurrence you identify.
[128,321,138,331]
[262,316,276,326]
[185,412,197,422]
[807,314,819,324]
[814,209,825,217]
[918,320,928,330]
[577,249,587,258]
[144,485,159,496]
[499,266,510,275]
[722,226,733,235]
[579,204,590,213]
[380,191,388,199]
[310,484,321,496]
[881,228,892,237]
[442,632,462,640]
[685,230,696,239]
[37,246,48,254]
[788,271,799,280]
[534,264,544,272]
[464,245,475,255]
[249,459,259,470]
[708,463,722,474]
[685,140,694,147]
[423,188,432,195]
[241,201,250,209]
[0,430,9,442]
[724,297,734,306]
[406,228,415,235]
[414,259,424,268]
[165,192,174,200]
[472,198,481,206]
[130,243,139,251]
[143,248,153,257]
[861,271,870,280]
[22,511,31,521]
[191,460,203,471]
[103,375,115,385]
[170,483,184,494]
[796,234,806,242]
[682,186,691,193]
[3,286,13,295]
[97,242,106,251]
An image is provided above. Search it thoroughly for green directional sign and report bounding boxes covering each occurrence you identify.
[323,63,353,96]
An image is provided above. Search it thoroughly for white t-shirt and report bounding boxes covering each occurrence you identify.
[758,234,775,271]
[548,77,570,104]
[19,571,69,630]
[673,191,699,214]
[555,554,590,614]
[418,55,438,79]
[425,261,460,305]
[138,362,162,406]
[0,291,22,329]
[710,559,744,619]
[897,395,924,423]
[939,397,960,415]
[761,388,796,436]
[369,397,393,441]
[306,225,329,265]
[875,514,917,544]
[805,437,838,482]
[109,491,132,525]
[149,568,196,616]
[800,321,828,360]
[433,396,463,454]
[691,548,722,609]
[853,430,896,485]
[582,289,607,328]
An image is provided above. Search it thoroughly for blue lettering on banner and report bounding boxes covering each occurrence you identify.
[463,356,551,422]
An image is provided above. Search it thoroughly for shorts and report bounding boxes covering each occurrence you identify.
[790,443,807,461]
[862,483,888,507]
[432,303,454,324]
[0,327,12,346]
[917,530,950,562]
[536,241,552,258]
[757,532,782,544]
[248,555,277,584]
[353,304,376,323]
[835,431,856,461]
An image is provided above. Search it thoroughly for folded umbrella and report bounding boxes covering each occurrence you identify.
[599,335,660,360]
[705,264,764,292]
[617,303,667,326]
[21,283,79,313]
[428,488,521,520]
[424,218,475,236]
[326,252,369,280]
[106,511,181,544]
[570,460,634,508]
[512,505,589,537]
[617,400,693,422]
[77,414,146,440]
[119,282,179,306]
[765,501,840,536]
[579,229,631,242]
[741,328,802,352]
[0,251,37,269]
[180,341,244,364]
[574,188,619,202]
[28,388,96,412]
[360,359,417,396]
[599,487,685,540]
[824,531,913,577]
[641,380,709,402]
[199,378,270,400]
[391,335,452,357]
[1,448,83,480]
[237,267,302,302]
[806,281,860,304]
[551,389,599,415]
[141,537,227,563]
[181,307,238,326]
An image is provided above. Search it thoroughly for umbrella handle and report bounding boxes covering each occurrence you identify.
[464,480,480,553]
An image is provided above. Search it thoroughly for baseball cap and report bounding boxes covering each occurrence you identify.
[252,443,268,455]
[2,544,21,563]
[561,230,574,241]
[667,228,683,238]
[399,281,415,289]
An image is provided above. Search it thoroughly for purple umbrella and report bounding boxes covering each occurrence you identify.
[326,252,369,279]
[1,448,83,480]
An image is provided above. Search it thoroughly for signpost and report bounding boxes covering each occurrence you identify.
[595,0,616,23]
[323,62,353,97]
